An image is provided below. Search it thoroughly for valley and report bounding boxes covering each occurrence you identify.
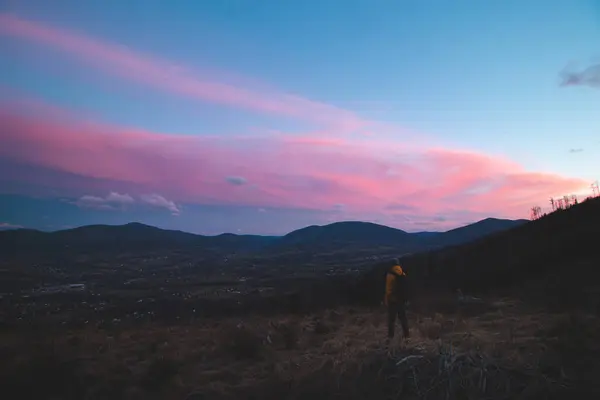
[0,217,525,328]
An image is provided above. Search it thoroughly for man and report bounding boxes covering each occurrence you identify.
[384,258,410,340]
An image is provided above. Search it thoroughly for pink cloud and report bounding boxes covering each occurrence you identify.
[0,99,590,228]
[0,13,367,132]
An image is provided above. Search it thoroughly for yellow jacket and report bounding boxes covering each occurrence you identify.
[384,264,406,305]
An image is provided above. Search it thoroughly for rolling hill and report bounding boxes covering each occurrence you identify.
[270,221,418,254]
[269,218,527,254]
[422,217,529,249]
[0,222,278,259]
[0,217,527,260]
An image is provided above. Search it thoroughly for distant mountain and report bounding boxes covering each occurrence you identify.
[55,222,199,245]
[210,232,280,251]
[0,217,528,260]
[0,222,276,259]
[275,218,528,253]
[420,217,529,249]
[274,221,417,252]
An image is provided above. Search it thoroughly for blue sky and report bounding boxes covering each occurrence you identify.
[0,0,598,234]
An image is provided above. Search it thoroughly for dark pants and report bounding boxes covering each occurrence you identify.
[387,301,409,339]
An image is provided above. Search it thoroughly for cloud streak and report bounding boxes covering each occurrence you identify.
[72,191,179,214]
[75,191,134,210]
[139,193,180,215]
[0,99,589,227]
[0,222,23,230]
[0,13,367,132]
[225,176,248,186]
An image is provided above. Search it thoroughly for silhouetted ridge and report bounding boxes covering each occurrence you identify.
[283,221,409,242]
[424,217,528,248]
[354,197,600,306]
[0,216,529,260]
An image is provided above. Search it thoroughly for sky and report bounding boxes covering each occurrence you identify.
[0,0,599,235]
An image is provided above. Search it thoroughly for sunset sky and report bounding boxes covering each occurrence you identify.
[1,0,598,235]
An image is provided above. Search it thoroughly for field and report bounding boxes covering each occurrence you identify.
[3,291,599,400]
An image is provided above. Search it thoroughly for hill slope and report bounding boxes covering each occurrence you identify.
[354,197,600,308]
[423,217,528,249]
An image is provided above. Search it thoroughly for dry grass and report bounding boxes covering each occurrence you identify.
[1,297,599,399]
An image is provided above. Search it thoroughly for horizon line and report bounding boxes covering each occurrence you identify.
[0,216,529,237]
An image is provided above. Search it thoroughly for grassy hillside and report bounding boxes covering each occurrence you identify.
[354,197,600,309]
[3,300,598,399]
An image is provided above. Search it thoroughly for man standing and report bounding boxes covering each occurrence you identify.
[384,258,410,340]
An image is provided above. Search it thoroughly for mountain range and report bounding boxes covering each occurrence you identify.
[0,217,528,259]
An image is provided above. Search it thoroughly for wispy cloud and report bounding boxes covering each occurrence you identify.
[73,191,179,215]
[0,13,367,132]
[75,191,134,210]
[0,222,23,230]
[225,176,248,186]
[333,203,345,211]
[569,148,584,153]
[0,99,589,226]
[385,203,418,212]
[560,63,600,89]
